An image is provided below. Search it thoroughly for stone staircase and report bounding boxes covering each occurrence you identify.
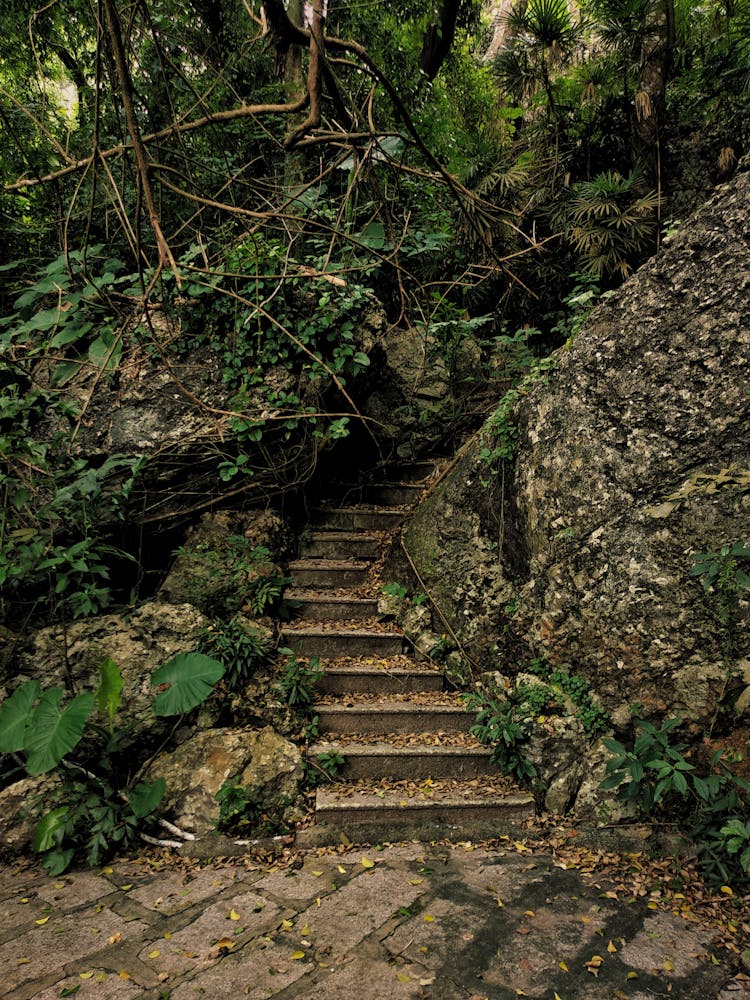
[284,461,535,845]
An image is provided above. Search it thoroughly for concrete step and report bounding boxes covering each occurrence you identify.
[288,559,370,588]
[308,739,496,780]
[317,663,443,695]
[359,483,426,506]
[299,784,534,845]
[279,627,404,659]
[315,699,472,734]
[300,531,380,560]
[286,592,379,622]
[312,506,405,532]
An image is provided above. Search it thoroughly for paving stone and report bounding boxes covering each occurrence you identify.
[170,937,312,999]
[617,908,716,976]
[136,890,281,978]
[128,869,242,915]
[0,906,149,992]
[32,970,144,999]
[292,865,426,958]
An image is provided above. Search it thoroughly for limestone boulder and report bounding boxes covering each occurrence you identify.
[405,160,750,729]
[146,726,304,834]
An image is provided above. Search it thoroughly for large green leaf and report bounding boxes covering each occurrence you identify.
[129,778,166,818]
[96,658,123,730]
[0,680,41,753]
[151,652,225,716]
[24,688,95,774]
[32,806,69,852]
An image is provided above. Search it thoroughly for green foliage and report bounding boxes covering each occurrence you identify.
[198,615,274,693]
[526,659,609,739]
[463,687,538,782]
[215,779,290,837]
[479,344,557,466]
[601,718,750,885]
[382,582,408,600]
[151,652,226,716]
[560,171,660,278]
[464,661,608,784]
[274,651,323,709]
[0,652,223,871]
[304,749,346,788]
[691,541,750,659]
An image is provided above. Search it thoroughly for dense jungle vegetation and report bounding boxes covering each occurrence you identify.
[0,0,748,625]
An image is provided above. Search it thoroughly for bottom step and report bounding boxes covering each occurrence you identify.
[300,784,534,845]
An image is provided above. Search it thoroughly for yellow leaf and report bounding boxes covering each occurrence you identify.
[720,885,733,895]
[515,990,528,996]
[300,925,311,936]
[20,898,30,903]
[337,866,346,874]
[559,960,569,972]
[524,910,535,917]
[101,867,113,874]
[119,884,132,892]
[626,972,638,980]
[291,951,306,961]
[214,937,235,950]
[311,870,324,877]
[424,914,435,923]
[148,950,161,959]
[607,940,617,953]
[281,919,294,930]
[109,933,122,944]
[396,972,411,982]
[163,932,172,940]
[16,958,30,965]
[663,959,674,971]
[95,973,107,982]
[316,898,321,907]
[53,882,65,889]
[229,909,241,921]
[554,993,563,1000]
[119,971,131,980]
[79,971,94,980]
[647,902,658,910]
[35,916,50,926]
[496,898,504,908]
[409,878,424,885]
[360,857,376,869]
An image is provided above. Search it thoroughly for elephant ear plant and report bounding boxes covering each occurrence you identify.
[0,651,224,874]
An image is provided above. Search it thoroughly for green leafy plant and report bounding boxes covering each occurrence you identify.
[601,718,750,885]
[526,659,609,739]
[198,615,274,692]
[463,688,538,782]
[215,778,292,837]
[0,651,224,872]
[304,749,346,787]
[274,650,323,708]
[691,541,750,660]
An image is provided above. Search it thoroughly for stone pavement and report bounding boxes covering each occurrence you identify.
[1,841,748,1000]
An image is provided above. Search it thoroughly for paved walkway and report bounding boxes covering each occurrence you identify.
[1,840,748,999]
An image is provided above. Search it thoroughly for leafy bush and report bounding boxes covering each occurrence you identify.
[198,615,275,692]
[601,718,750,885]
[274,650,323,708]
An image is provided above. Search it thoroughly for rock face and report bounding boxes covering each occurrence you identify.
[405,161,750,730]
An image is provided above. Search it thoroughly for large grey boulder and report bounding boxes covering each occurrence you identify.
[145,726,304,834]
[405,161,750,730]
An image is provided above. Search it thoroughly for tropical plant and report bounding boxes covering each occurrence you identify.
[0,651,224,872]
[274,650,323,709]
[198,615,275,692]
[601,717,750,884]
